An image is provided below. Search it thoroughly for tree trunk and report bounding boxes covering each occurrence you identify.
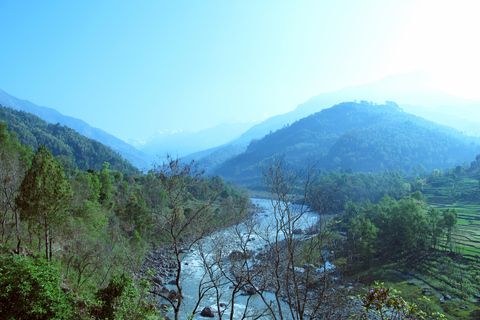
[49,228,53,261]
[15,211,21,253]
[44,217,49,262]
[2,209,7,243]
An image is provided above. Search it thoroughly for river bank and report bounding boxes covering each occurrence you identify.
[141,198,363,319]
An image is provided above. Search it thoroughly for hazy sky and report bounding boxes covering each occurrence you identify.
[1,0,479,141]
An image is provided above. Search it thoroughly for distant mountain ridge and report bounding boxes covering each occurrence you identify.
[215,101,480,184]
[0,88,152,170]
[187,71,480,171]
[0,105,138,173]
[227,71,480,146]
[140,121,257,158]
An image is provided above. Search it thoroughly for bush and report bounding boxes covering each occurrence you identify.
[89,273,159,320]
[352,282,445,320]
[0,255,74,319]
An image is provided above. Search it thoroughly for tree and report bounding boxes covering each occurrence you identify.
[0,122,30,251]
[151,155,224,320]
[426,208,444,250]
[243,156,348,319]
[348,217,378,267]
[443,209,457,252]
[16,145,72,262]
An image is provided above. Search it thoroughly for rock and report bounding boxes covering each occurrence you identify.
[422,289,431,296]
[305,227,319,235]
[444,294,452,300]
[229,250,246,261]
[153,277,165,286]
[460,305,468,309]
[247,237,255,242]
[241,285,257,295]
[200,306,216,317]
[293,228,304,235]
[168,279,177,285]
[294,266,305,273]
[219,302,227,307]
[168,289,181,301]
[161,286,170,294]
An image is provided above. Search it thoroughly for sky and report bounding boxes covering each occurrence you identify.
[1,0,479,142]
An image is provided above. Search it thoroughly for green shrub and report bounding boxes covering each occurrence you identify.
[0,255,74,319]
[89,273,159,320]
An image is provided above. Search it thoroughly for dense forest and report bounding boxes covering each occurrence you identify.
[0,122,249,319]
[0,104,138,173]
[216,101,480,185]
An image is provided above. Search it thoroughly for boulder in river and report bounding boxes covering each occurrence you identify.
[168,289,183,301]
[293,228,305,235]
[229,250,246,261]
[200,306,217,317]
[153,276,165,286]
[241,285,257,295]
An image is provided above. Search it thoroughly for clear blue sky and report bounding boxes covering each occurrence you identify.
[1,0,479,141]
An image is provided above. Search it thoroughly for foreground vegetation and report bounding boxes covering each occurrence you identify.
[0,122,248,319]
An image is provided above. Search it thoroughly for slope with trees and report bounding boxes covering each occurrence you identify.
[216,101,480,185]
[0,104,138,173]
[0,88,152,169]
[0,121,250,319]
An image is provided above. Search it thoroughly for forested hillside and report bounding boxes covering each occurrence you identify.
[0,89,152,169]
[0,104,138,173]
[216,101,480,185]
[0,123,248,319]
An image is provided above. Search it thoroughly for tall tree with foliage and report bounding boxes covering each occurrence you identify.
[16,145,72,262]
[443,209,457,252]
[0,122,30,251]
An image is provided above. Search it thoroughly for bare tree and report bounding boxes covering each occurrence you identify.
[148,155,350,319]
[233,156,349,320]
[151,156,226,320]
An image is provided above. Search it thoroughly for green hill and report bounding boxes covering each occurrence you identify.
[216,101,480,185]
[0,104,138,173]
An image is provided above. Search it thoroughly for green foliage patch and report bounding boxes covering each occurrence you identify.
[0,255,74,320]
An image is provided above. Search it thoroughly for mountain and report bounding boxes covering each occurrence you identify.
[0,105,138,173]
[230,71,480,145]
[140,121,256,158]
[215,101,480,185]
[0,88,152,170]
[188,71,480,171]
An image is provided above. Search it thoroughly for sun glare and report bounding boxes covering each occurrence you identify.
[388,0,480,99]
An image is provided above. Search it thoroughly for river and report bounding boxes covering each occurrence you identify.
[159,198,333,319]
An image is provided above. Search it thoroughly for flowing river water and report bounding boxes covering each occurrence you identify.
[160,198,333,319]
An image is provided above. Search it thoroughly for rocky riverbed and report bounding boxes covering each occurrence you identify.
[140,198,366,319]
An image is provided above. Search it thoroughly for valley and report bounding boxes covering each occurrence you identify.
[1,86,480,319]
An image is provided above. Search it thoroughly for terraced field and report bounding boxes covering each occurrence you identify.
[423,177,480,257]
